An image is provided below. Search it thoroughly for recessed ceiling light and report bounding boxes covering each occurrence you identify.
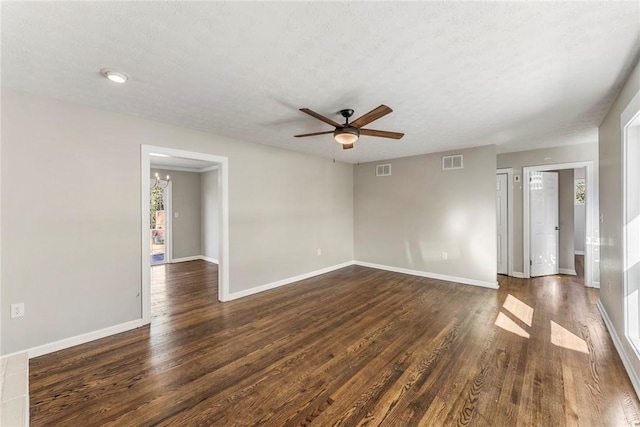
[100,68,128,84]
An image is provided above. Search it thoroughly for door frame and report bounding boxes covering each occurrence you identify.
[523,161,597,286]
[496,168,514,277]
[141,145,230,326]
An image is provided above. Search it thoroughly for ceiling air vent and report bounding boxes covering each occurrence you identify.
[442,154,463,170]
[376,164,391,177]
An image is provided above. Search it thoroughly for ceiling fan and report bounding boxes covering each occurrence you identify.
[294,105,404,149]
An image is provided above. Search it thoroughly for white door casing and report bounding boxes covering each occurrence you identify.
[497,173,508,275]
[530,171,559,277]
[141,145,230,325]
[523,162,597,286]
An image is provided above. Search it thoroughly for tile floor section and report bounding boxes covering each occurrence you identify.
[1,353,29,427]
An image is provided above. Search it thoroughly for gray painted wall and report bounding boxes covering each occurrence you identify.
[574,167,586,253]
[354,145,497,286]
[557,169,575,273]
[497,142,598,273]
[201,169,219,261]
[599,59,640,381]
[152,169,202,259]
[1,90,354,354]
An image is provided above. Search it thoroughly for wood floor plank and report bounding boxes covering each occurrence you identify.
[29,257,640,426]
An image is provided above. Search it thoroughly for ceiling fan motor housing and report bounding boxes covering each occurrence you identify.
[340,109,355,119]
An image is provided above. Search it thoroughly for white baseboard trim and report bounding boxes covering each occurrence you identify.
[227,261,355,301]
[575,250,585,255]
[171,255,201,263]
[354,261,499,289]
[597,301,640,399]
[0,348,33,360]
[172,255,218,264]
[559,268,577,276]
[9,260,495,359]
[24,318,146,359]
[591,281,600,289]
[512,271,525,278]
[1,260,499,361]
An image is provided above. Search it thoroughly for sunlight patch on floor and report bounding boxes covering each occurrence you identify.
[550,320,589,354]
[503,294,534,326]
[495,312,530,338]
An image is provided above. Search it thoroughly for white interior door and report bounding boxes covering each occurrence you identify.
[496,173,508,275]
[530,171,559,277]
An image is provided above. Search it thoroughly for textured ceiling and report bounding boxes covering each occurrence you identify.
[2,2,639,164]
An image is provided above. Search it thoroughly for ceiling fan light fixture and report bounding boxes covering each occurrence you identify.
[334,127,360,145]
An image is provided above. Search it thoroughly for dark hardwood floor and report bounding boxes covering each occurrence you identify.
[30,258,640,426]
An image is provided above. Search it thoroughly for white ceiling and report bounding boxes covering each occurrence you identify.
[2,2,639,164]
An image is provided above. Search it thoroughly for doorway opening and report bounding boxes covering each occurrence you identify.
[150,177,172,265]
[141,145,230,326]
[523,161,598,287]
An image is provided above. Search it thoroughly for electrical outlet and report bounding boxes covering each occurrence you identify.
[10,303,25,318]
[317,248,322,256]
[442,252,448,260]
[175,212,179,218]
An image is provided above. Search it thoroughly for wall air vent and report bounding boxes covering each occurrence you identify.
[376,164,391,177]
[442,154,463,170]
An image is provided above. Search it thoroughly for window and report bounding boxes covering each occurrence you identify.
[623,90,640,355]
